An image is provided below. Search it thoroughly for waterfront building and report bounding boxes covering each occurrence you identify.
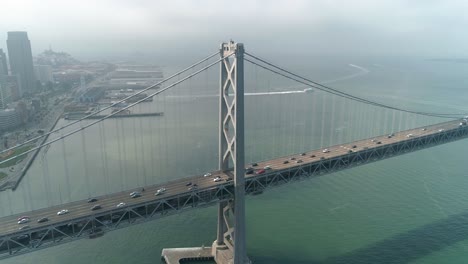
[15,101,28,124]
[0,48,7,76]
[78,87,104,103]
[0,76,6,109]
[6,75,21,100]
[0,108,20,131]
[7,32,36,95]
[31,98,41,112]
[34,65,54,85]
[109,65,163,86]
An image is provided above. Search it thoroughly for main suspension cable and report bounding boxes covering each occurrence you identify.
[0,51,220,156]
[0,53,233,166]
[245,52,466,118]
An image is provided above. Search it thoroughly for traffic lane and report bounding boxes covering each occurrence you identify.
[0,120,462,234]
[1,172,229,235]
[253,120,460,172]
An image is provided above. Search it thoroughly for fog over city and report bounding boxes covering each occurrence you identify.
[2,1,468,263]
[1,0,468,60]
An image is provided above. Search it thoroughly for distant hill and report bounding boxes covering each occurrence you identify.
[35,49,80,67]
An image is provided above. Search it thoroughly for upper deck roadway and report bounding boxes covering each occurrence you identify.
[0,119,467,259]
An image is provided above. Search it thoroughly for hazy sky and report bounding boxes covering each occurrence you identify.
[1,0,467,59]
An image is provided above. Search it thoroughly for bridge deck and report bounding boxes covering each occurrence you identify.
[0,119,466,259]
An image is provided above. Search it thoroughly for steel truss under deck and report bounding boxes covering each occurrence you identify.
[1,125,467,259]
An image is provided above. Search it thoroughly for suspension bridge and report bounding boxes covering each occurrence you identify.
[0,41,467,264]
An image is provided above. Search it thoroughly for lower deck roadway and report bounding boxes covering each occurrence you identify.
[0,119,466,254]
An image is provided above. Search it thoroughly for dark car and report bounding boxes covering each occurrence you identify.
[376,141,382,145]
[348,150,353,153]
[310,155,316,158]
[91,205,102,211]
[296,160,303,163]
[87,198,98,203]
[37,217,48,223]
[351,145,357,148]
[245,168,254,174]
[290,157,296,160]
[301,153,306,156]
[283,160,289,164]
[251,162,258,167]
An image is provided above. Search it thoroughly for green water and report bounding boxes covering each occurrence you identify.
[2,56,468,263]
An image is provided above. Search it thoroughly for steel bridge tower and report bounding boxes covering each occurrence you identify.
[212,41,249,264]
[162,41,249,264]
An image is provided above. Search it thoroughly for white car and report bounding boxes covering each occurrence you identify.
[264,165,271,170]
[18,218,29,224]
[213,176,222,182]
[438,129,445,132]
[130,191,141,198]
[17,216,30,221]
[322,149,330,153]
[155,188,167,196]
[57,209,69,215]
[116,202,126,208]
[406,134,414,138]
[203,172,212,177]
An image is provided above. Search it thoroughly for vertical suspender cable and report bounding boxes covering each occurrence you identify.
[98,122,110,196]
[162,82,169,181]
[80,124,91,198]
[41,153,51,206]
[115,120,124,191]
[320,92,326,149]
[310,86,318,149]
[138,104,147,187]
[60,130,71,201]
[329,92,337,147]
[119,119,128,189]
[132,117,140,188]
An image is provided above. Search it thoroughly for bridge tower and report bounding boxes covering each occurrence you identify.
[161,41,248,264]
[212,41,249,264]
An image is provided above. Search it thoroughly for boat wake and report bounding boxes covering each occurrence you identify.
[321,63,370,84]
[166,63,369,99]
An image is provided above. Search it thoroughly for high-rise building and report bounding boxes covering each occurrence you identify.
[0,49,7,76]
[0,75,6,109]
[7,31,36,95]
[0,108,21,131]
[34,65,54,85]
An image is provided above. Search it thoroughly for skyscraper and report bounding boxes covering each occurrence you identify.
[0,49,7,76]
[0,75,5,109]
[7,31,36,95]
[0,49,8,109]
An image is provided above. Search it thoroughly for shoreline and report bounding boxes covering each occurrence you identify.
[11,114,61,191]
[0,113,62,192]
